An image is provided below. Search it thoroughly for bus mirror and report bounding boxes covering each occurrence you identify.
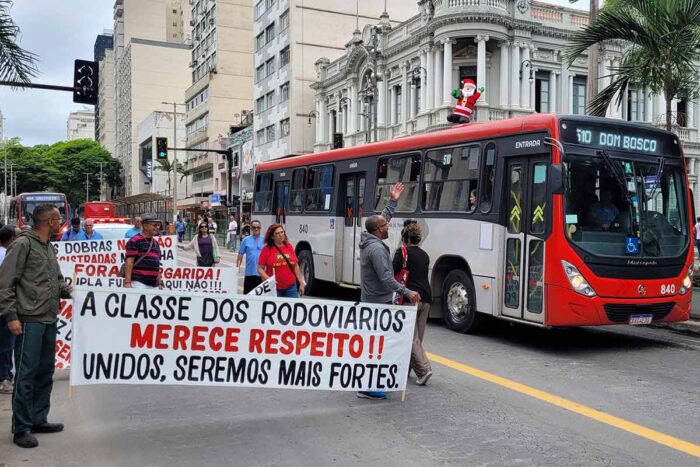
[550,164,563,195]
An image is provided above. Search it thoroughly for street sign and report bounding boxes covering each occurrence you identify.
[72,59,99,105]
[209,193,221,207]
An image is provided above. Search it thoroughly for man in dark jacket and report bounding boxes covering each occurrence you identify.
[358,182,419,400]
[0,205,72,448]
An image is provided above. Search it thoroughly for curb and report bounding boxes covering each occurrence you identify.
[652,320,700,335]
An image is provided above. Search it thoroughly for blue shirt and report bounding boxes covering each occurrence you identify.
[175,221,186,233]
[85,231,104,240]
[124,227,142,239]
[239,234,264,276]
[61,228,87,241]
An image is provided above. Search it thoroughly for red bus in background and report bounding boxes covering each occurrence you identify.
[8,192,70,240]
[78,201,116,219]
[254,114,693,332]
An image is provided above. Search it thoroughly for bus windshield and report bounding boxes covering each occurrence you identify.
[21,197,68,225]
[563,153,688,258]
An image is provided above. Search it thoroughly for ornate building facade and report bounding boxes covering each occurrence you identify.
[311,0,700,205]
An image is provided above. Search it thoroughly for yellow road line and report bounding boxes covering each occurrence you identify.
[427,352,700,459]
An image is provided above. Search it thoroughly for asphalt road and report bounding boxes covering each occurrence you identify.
[1,250,698,466]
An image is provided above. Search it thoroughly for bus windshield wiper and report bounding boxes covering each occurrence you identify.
[646,157,665,201]
[598,150,634,207]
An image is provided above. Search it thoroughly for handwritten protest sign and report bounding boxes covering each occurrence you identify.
[70,288,416,392]
[55,300,73,369]
[248,276,276,297]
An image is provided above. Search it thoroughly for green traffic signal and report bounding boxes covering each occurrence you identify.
[156,137,168,160]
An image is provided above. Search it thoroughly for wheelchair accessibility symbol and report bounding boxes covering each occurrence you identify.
[625,236,640,255]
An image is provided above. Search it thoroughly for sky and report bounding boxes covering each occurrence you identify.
[0,0,591,147]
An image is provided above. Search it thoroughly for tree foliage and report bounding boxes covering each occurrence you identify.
[0,0,37,83]
[0,138,122,205]
[565,0,700,131]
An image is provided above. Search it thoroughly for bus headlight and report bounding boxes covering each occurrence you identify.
[678,267,693,295]
[562,260,596,297]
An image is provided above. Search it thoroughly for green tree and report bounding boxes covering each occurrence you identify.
[178,166,194,198]
[565,0,700,131]
[0,0,37,83]
[155,158,175,195]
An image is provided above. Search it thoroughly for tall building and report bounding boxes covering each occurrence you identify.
[113,0,192,196]
[67,108,96,141]
[94,30,115,148]
[136,110,187,196]
[182,0,254,206]
[252,0,416,163]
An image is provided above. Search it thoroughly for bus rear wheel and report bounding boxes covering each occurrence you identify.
[297,250,316,296]
[441,269,483,333]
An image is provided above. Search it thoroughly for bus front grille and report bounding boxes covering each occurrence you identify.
[603,302,675,323]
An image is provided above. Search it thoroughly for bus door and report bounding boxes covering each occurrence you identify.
[341,173,366,284]
[502,157,548,323]
[273,181,290,224]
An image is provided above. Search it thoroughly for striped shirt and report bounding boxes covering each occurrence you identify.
[125,234,161,287]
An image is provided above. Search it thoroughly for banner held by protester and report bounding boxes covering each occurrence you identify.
[248,276,277,297]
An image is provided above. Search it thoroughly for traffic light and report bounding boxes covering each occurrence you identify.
[72,59,99,105]
[156,137,168,160]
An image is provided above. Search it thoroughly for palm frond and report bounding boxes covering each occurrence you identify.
[0,0,37,83]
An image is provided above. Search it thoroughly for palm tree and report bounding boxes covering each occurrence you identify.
[0,0,37,83]
[177,166,194,198]
[565,0,700,131]
[155,159,175,195]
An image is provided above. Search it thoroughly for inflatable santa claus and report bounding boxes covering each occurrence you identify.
[447,78,484,124]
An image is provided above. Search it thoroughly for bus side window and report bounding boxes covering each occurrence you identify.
[422,145,479,212]
[254,173,273,212]
[480,143,496,213]
[306,165,334,212]
[374,154,420,212]
[289,168,305,213]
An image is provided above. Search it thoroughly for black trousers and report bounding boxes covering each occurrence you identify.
[243,275,263,294]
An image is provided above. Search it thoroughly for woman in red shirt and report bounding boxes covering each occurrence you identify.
[257,224,306,297]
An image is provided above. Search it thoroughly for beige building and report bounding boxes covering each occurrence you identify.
[66,108,96,141]
[97,47,116,156]
[113,0,192,196]
[253,0,417,163]
[182,0,254,204]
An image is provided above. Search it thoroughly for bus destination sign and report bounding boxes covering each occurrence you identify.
[560,120,678,157]
[26,194,63,202]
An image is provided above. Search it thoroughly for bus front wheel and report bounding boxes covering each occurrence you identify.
[441,269,483,333]
[298,250,316,296]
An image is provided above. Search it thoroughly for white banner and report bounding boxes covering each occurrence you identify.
[70,288,416,392]
[248,276,277,297]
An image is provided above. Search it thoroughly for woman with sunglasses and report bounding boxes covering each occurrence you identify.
[257,224,305,297]
[178,223,220,267]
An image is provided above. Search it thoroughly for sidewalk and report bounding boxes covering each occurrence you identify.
[652,288,700,335]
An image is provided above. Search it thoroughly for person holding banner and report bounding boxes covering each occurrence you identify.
[0,205,72,448]
[257,224,305,298]
[124,214,163,289]
[178,223,220,267]
[237,219,264,293]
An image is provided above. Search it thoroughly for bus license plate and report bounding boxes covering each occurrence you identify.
[629,314,653,325]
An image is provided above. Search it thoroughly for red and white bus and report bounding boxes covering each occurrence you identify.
[8,192,71,240]
[254,114,693,332]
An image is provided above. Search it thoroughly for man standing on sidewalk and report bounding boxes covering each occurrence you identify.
[227,214,238,252]
[358,182,420,400]
[0,225,20,395]
[0,205,72,448]
[237,219,264,293]
[124,214,163,290]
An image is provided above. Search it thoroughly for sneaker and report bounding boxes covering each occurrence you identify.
[13,431,38,448]
[0,379,13,394]
[416,371,433,386]
[357,391,386,400]
[32,422,64,433]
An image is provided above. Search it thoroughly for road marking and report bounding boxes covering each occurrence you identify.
[427,352,700,459]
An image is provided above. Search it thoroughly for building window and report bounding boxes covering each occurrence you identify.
[280,10,289,31]
[265,124,275,142]
[256,64,265,82]
[422,145,480,212]
[280,46,290,67]
[256,32,265,51]
[375,154,420,212]
[266,57,275,77]
[395,86,402,124]
[280,82,290,102]
[572,77,587,115]
[627,88,646,122]
[535,76,549,113]
[256,129,265,145]
[415,84,421,115]
[289,168,305,213]
[280,118,290,137]
[266,90,275,109]
[265,23,275,43]
[306,165,334,212]
[256,96,265,114]
[255,0,265,19]
[266,0,276,8]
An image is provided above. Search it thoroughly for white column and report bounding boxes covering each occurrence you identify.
[410,80,417,119]
[520,45,530,109]
[338,105,344,135]
[499,41,509,107]
[390,86,397,125]
[434,44,443,108]
[426,47,434,111]
[315,99,322,143]
[402,73,410,133]
[568,74,575,114]
[510,43,521,108]
[319,98,328,144]
[560,60,569,115]
[656,93,666,123]
[419,50,427,113]
[476,35,488,103]
[378,71,387,126]
[550,70,558,113]
[646,88,654,123]
[443,39,453,105]
[349,84,357,134]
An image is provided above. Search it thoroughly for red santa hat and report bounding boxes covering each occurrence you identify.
[462,78,476,88]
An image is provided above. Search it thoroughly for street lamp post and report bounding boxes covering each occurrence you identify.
[162,101,185,225]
